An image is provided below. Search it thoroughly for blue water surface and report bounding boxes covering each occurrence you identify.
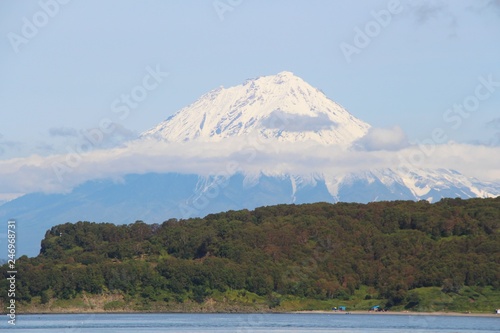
[1,313,499,333]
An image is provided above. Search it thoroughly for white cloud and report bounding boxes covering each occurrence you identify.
[48,127,79,138]
[353,126,408,151]
[0,137,499,197]
[485,117,500,146]
[485,0,500,14]
[261,110,337,132]
[409,0,449,24]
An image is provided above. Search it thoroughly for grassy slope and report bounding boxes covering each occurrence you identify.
[13,285,500,314]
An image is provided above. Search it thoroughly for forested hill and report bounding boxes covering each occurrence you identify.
[2,197,500,313]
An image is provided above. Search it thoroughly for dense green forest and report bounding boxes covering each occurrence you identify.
[1,198,499,313]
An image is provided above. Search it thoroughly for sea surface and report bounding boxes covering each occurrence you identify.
[1,313,498,332]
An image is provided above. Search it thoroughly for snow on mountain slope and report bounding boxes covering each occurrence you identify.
[142,71,370,147]
[396,168,500,201]
[3,71,499,258]
[3,169,498,257]
[140,70,498,203]
[325,168,500,203]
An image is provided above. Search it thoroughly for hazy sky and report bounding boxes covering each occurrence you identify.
[0,0,499,199]
[1,0,499,159]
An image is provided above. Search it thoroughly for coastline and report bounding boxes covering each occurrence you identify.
[9,310,499,318]
[291,310,500,318]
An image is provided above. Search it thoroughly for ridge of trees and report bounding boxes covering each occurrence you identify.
[1,197,499,309]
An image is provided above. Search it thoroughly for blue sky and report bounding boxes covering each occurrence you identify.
[1,0,499,159]
[0,0,499,199]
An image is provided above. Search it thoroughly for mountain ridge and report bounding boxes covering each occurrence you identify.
[1,71,499,257]
[141,71,370,146]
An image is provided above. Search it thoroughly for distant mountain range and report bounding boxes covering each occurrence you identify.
[1,71,499,257]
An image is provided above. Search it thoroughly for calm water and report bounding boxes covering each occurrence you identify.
[1,313,498,332]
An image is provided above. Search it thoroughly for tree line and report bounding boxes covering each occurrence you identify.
[1,197,499,308]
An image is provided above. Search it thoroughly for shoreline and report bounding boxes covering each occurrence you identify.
[291,310,500,318]
[9,310,500,318]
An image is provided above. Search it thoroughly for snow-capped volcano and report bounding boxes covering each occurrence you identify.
[2,71,499,258]
[142,71,370,146]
